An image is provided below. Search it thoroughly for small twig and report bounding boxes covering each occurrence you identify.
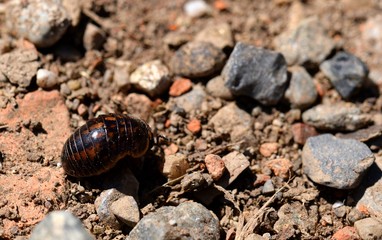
[206,140,244,155]
[235,176,294,240]
[145,164,201,197]
[82,8,111,31]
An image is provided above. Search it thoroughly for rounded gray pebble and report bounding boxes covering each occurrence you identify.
[173,85,206,112]
[94,189,125,229]
[320,51,368,99]
[262,179,275,194]
[302,134,374,189]
[6,0,71,48]
[110,196,140,228]
[284,66,317,109]
[222,42,288,106]
[169,41,226,78]
[30,211,93,240]
[128,201,220,240]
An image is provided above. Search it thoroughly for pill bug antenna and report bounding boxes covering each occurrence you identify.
[157,134,170,145]
[152,127,170,146]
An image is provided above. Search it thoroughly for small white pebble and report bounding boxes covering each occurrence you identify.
[36,69,58,89]
[168,219,177,226]
[184,0,211,18]
[332,201,344,209]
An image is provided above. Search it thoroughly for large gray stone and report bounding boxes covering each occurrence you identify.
[30,211,93,240]
[222,42,288,105]
[302,134,374,189]
[128,201,220,240]
[6,0,70,48]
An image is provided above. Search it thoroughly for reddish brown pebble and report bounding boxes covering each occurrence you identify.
[205,154,226,181]
[332,226,359,240]
[264,158,293,179]
[259,142,279,157]
[291,123,318,145]
[164,118,171,128]
[169,78,192,97]
[164,143,179,156]
[187,118,202,134]
[253,174,271,187]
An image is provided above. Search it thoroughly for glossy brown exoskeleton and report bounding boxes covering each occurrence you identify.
[61,114,154,177]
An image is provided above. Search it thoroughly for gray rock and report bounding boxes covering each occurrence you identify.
[356,178,382,218]
[113,60,132,91]
[169,41,225,78]
[36,69,59,89]
[274,16,335,66]
[262,179,275,194]
[181,171,213,192]
[83,23,106,51]
[6,0,70,48]
[94,189,125,229]
[0,49,40,87]
[222,42,288,105]
[206,75,234,100]
[173,85,206,112]
[284,66,317,109]
[128,202,220,240]
[354,218,382,240]
[110,196,140,228]
[209,102,255,144]
[302,102,371,131]
[302,134,374,189]
[30,211,93,240]
[130,60,172,97]
[320,51,368,99]
[194,22,234,50]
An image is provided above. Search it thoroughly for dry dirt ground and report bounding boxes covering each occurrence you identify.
[0,0,382,239]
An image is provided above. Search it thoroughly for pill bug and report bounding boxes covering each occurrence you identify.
[61,113,154,177]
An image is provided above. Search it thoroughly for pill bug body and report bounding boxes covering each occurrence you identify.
[61,114,154,177]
